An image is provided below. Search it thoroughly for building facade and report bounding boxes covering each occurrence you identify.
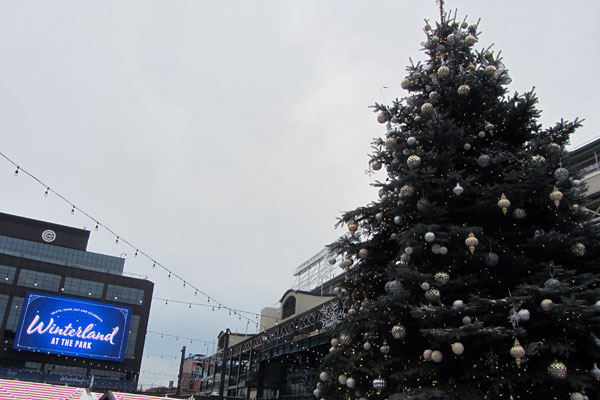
[0,212,154,391]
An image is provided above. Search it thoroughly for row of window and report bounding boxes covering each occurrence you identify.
[0,264,145,306]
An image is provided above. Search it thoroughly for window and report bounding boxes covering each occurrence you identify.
[45,364,86,376]
[105,284,144,306]
[282,296,296,319]
[124,315,140,359]
[62,277,104,299]
[5,297,24,332]
[17,269,61,292]
[0,294,9,326]
[0,265,16,284]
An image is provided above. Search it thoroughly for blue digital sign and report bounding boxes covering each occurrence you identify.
[13,292,132,361]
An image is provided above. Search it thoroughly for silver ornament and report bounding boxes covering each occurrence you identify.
[385,137,397,149]
[377,112,388,124]
[394,215,402,225]
[372,377,387,391]
[590,363,600,379]
[478,131,486,138]
[328,257,336,265]
[359,248,369,259]
[400,185,415,198]
[570,393,584,400]
[431,350,443,362]
[319,371,329,382]
[417,198,429,211]
[371,160,382,171]
[453,183,464,196]
[421,281,431,291]
[404,246,413,255]
[338,374,347,385]
[331,338,339,347]
[376,212,383,222]
[400,78,411,89]
[452,299,464,308]
[485,65,497,76]
[572,179,582,187]
[423,349,432,360]
[451,342,464,355]
[439,246,448,255]
[346,377,356,388]
[532,155,545,166]
[485,252,499,266]
[363,341,372,350]
[385,279,403,294]
[540,299,553,311]
[478,154,491,167]
[424,232,436,242]
[464,35,476,46]
[544,278,560,289]
[512,208,527,219]
[554,167,569,182]
[517,309,530,321]
[437,66,450,79]
[407,155,422,168]
[391,324,406,339]
[380,341,390,354]
[407,136,417,146]
[340,333,351,345]
[463,143,471,151]
[485,123,495,132]
[431,244,441,254]
[462,316,472,325]
[421,102,434,114]
[457,84,470,96]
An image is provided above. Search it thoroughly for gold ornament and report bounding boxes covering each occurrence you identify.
[400,185,415,198]
[371,160,382,171]
[513,208,527,219]
[540,299,553,311]
[377,112,388,124]
[457,84,470,96]
[347,220,358,233]
[549,186,563,208]
[401,78,411,89]
[341,257,353,270]
[547,360,567,379]
[571,242,586,257]
[407,155,421,168]
[385,137,397,149]
[485,65,497,76]
[347,306,357,315]
[340,333,351,345]
[391,324,406,339]
[437,66,450,79]
[532,154,545,166]
[434,272,450,285]
[498,193,510,215]
[509,339,526,367]
[425,288,441,303]
[464,34,476,46]
[359,248,369,260]
[421,102,434,114]
[468,62,476,71]
[465,232,479,254]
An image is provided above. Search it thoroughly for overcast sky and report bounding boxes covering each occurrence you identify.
[1,0,599,389]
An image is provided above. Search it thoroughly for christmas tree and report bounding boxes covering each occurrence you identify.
[316,4,600,400]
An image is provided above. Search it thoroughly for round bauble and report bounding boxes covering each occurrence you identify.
[332,286,340,295]
[464,143,471,151]
[541,299,553,311]
[380,341,390,354]
[461,21,468,29]
[572,179,582,187]
[401,78,411,90]
[328,257,336,265]
[421,281,431,291]
[329,346,336,353]
[453,183,464,196]
[313,389,320,398]
[402,148,411,156]
[400,185,415,198]
[485,123,495,132]
[330,338,339,347]
[424,232,436,242]
[437,66,450,79]
[375,212,383,222]
[570,393,584,400]
[404,246,413,255]
[347,307,357,316]
[485,65,497,76]
[412,72,422,79]
[547,360,567,379]
[421,102,434,114]
[431,36,440,45]
[451,342,464,355]
[319,371,329,382]
[371,160,382,171]
[571,242,586,257]
[439,246,448,255]
[462,316,472,325]
[417,198,429,211]
[464,35,476,46]
[532,154,546,166]
[554,167,569,182]
[457,84,470,96]
[431,244,441,254]
[485,252,499,266]
[478,131,486,138]
[377,112,388,124]
[407,155,421,168]
[392,324,406,339]
[544,278,560,289]
[385,279,403,294]
[359,248,369,260]
[425,288,441,303]
[434,272,450,285]
[340,333,351,345]
[341,257,353,269]
[347,220,358,233]
[407,136,417,146]
[393,216,402,225]
[478,154,491,167]
[363,341,372,350]
[385,137,396,149]
[447,33,456,44]
[423,349,432,360]
[431,350,443,362]
[372,377,387,391]
[512,208,527,219]
[390,233,398,240]
[346,377,356,388]
[517,309,530,321]
[429,91,440,101]
[338,374,347,385]
[453,299,464,308]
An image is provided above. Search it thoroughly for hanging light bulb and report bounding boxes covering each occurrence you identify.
[134,250,138,257]
[95,222,99,231]
[115,236,119,244]
[14,166,19,176]
[71,206,75,214]
[44,187,49,196]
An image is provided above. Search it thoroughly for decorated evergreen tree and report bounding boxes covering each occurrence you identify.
[316,4,600,400]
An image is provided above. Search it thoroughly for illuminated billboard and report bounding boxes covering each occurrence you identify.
[13,292,132,361]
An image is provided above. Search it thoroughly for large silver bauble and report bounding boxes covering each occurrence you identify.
[478,155,491,167]
[375,212,383,222]
[421,102,434,114]
[437,66,450,79]
[346,377,356,388]
[485,252,499,266]
[431,350,443,362]
[544,278,560,289]
[451,342,464,355]
[391,324,406,339]
[400,185,415,198]
[407,136,417,146]
[517,309,530,321]
[424,232,436,242]
[385,279,403,294]
[547,360,567,379]
[554,167,569,182]
[319,371,329,382]
[425,288,441,303]
[407,155,421,168]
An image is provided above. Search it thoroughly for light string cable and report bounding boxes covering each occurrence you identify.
[0,151,259,326]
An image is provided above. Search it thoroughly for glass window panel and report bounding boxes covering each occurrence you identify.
[105,285,144,306]
[5,297,24,332]
[0,294,9,326]
[17,269,61,292]
[124,315,140,359]
[62,277,104,299]
[0,265,16,284]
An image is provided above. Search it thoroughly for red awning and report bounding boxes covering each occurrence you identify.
[0,378,88,400]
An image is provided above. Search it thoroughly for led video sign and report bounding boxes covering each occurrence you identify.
[13,292,131,361]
